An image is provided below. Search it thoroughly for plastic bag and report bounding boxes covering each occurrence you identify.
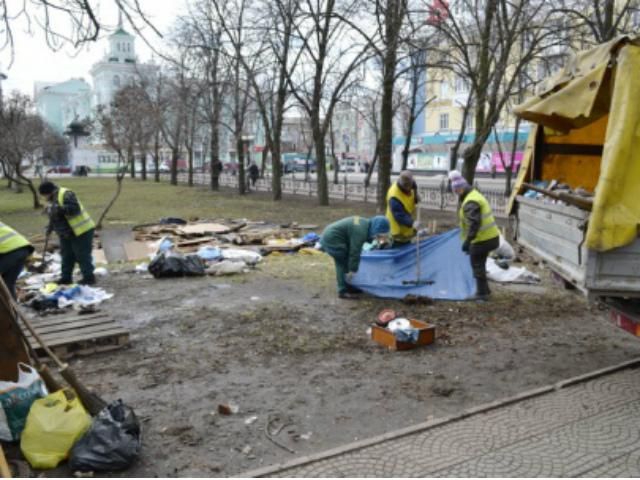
[148,252,205,278]
[0,363,48,441]
[69,400,141,472]
[20,389,92,469]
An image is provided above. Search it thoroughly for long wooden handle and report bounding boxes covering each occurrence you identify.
[0,279,66,370]
[0,443,11,478]
[523,183,593,211]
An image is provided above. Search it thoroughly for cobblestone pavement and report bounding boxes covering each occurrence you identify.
[245,365,640,477]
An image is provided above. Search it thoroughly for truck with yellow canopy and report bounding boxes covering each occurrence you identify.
[508,36,640,308]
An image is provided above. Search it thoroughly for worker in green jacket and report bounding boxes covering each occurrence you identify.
[320,215,390,299]
[450,171,500,301]
[39,181,96,285]
[0,221,34,299]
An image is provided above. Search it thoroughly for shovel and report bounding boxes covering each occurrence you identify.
[0,278,106,416]
[34,232,50,274]
[402,206,434,286]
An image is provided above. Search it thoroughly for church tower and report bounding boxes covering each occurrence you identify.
[108,11,136,64]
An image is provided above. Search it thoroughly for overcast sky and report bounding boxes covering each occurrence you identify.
[2,1,184,96]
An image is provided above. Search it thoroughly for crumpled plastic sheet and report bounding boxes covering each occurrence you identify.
[350,229,476,300]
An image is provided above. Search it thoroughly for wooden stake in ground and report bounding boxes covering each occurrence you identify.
[0,279,29,382]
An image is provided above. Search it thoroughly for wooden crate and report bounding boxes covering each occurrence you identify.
[371,319,436,351]
[21,312,130,360]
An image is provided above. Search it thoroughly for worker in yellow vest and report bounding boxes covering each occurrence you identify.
[0,221,34,299]
[449,171,500,301]
[385,170,421,244]
[38,181,96,285]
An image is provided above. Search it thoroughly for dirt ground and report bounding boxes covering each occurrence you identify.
[8,211,640,478]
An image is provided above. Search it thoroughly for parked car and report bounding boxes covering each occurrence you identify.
[72,166,90,176]
[339,159,366,173]
[284,158,316,173]
[223,162,239,175]
[46,165,72,174]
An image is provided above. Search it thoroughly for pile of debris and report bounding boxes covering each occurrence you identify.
[126,218,320,279]
[523,180,594,211]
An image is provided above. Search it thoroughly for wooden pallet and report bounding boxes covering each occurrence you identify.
[20,312,130,360]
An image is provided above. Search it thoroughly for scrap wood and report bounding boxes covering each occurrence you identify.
[178,222,232,236]
[0,442,11,478]
[177,236,218,247]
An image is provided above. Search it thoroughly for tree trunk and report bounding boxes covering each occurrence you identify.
[312,119,329,205]
[170,147,179,186]
[365,144,379,189]
[97,176,124,230]
[261,145,269,179]
[271,142,282,201]
[209,128,221,191]
[153,137,160,183]
[187,147,194,187]
[129,148,136,179]
[141,151,147,181]
[237,137,246,195]
[330,123,339,185]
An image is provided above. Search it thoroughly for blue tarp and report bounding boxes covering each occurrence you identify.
[349,229,475,300]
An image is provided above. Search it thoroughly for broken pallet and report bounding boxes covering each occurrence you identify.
[20,312,130,360]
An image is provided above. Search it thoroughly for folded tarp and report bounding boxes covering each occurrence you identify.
[349,229,475,300]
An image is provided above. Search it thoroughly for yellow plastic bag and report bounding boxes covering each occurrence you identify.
[20,389,92,469]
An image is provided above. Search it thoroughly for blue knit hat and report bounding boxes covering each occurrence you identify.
[368,215,390,238]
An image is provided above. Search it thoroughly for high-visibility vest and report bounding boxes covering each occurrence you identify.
[459,189,500,243]
[385,182,416,242]
[57,187,95,237]
[0,222,31,254]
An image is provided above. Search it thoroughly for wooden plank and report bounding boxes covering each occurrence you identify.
[22,317,118,336]
[178,223,231,235]
[26,324,128,345]
[92,249,108,265]
[24,313,108,328]
[28,328,130,349]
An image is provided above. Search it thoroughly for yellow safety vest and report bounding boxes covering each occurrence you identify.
[0,222,31,254]
[57,187,95,237]
[459,189,500,243]
[385,182,416,243]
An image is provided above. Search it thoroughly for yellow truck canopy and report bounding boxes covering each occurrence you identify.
[510,36,640,252]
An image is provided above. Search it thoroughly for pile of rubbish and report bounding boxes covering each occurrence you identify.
[18,253,113,313]
[1,364,140,474]
[130,218,320,279]
[487,236,540,284]
[523,179,594,211]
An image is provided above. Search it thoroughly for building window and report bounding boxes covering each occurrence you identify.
[439,113,449,130]
[440,81,449,98]
[113,75,121,87]
[455,75,468,93]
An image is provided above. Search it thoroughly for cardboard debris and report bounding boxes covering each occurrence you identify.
[92,249,108,265]
[123,241,155,261]
[178,223,231,235]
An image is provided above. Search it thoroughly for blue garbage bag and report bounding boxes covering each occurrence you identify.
[349,229,475,300]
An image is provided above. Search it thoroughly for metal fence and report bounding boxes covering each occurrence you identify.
[176,172,510,218]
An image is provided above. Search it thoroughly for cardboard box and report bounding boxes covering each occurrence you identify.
[371,319,436,351]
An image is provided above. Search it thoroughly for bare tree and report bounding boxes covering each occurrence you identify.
[0,1,161,66]
[286,0,372,205]
[424,0,567,184]
[552,0,640,45]
[0,93,53,208]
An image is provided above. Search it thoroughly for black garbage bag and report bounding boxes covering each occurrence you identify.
[148,252,206,278]
[69,400,141,472]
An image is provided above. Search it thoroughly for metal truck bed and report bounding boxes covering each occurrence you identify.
[516,196,640,299]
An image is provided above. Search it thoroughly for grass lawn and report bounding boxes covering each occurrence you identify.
[0,177,378,239]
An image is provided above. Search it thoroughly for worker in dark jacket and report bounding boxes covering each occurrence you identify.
[320,216,390,299]
[0,221,34,299]
[450,171,500,301]
[38,181,96,285]
[385,170,421,244]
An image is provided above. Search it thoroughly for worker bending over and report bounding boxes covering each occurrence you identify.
[320,216,390,299]
[450,171,500,301]
[0,221,33,299]
[386,170,421,245]
[39,181,96,286]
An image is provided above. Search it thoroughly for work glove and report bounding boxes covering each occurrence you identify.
[345,272,356,282]
[462,240,471,254]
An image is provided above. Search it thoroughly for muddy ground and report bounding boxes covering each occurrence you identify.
[12,212,640,478]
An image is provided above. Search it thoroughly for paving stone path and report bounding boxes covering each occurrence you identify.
[244,364,640,477]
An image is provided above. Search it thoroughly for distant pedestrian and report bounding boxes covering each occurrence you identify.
[248,162,259,188]
[491,163,497,179]
[39,181,96,286]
